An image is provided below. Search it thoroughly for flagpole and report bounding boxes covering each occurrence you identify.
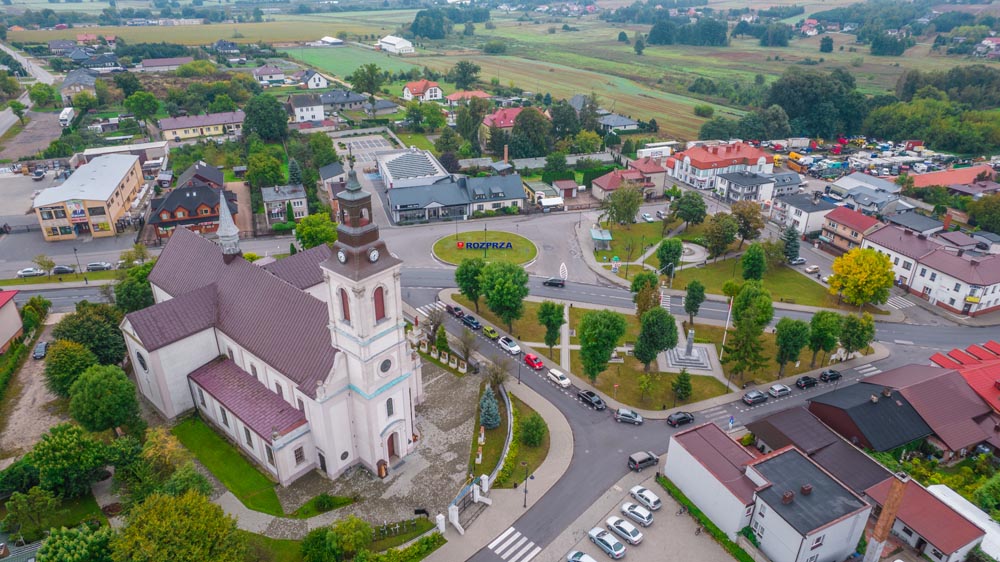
[718,298,733,362]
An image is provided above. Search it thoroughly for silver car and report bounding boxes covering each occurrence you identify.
[768,383,792,398]
[621,502,653,527]
[567,552,598,562]
[606,516,643,545]
[498,336,521,355]
[588,527,626,559]
[16,267,46,278]
[548,368,571,388]
[629,485,662,511]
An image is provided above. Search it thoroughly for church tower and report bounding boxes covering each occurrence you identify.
[319,161,422,476]
[217,189,241,263]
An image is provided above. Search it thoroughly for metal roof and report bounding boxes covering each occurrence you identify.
[672,423,757,505]
[869,480,984,555]
[34,154,138,207]
[886,212,943,233]
[260,184,307,203]
[809,383,932,451]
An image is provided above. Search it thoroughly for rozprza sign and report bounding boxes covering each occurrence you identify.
[457,241,513,250]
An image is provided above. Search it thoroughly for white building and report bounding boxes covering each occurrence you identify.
[378,35,414,54]
[377,148,451,189]
[666,142,773,191]
[300,70,329,90]
[715,171,775,206]
[402,79,442,102]
[770,193,837,235]
[862,225,941,287]
[120,184,423,486]
[288,94,324,123]
[907,249,1000,317]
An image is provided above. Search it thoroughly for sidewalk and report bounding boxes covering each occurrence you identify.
[2,279,114,291]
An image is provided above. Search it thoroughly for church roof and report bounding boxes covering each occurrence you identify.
[262,243,332,290]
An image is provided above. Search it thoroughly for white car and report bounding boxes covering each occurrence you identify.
[566,552,598,562]
[629,485,662,511]
[641,212,654,223]
[498,336,521,355]
[587,527,626,559]
[621,502,653,527]
[804,265,820,274]
[16,267,46,278]
[768,383,792,398]
[606,516,643,545]
[547,368,571,388]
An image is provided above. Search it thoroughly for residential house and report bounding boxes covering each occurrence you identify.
[819,206,881,254]
[627,157,667,195]
[480,107,550,147]
[76,33,99,45]
[885,212,944,236]
[158,110,245,141]
[378,35,414,54]
[715,171,776,206]
[138,56,194,72]
[937,230,979,252]
[59,68,99,105]
[148,184,238,239]
[591,169,652,201]
[828,172,899,198]
[402,80,442,102]
[598,114,639,132]
[844,184,909,216]
[931,341,1000,417]
[0,290,23,355]
[287,94,324,123]
[907,249,1000,316]
[262,184,308,225]
[320,162,346,217]
[911,165,993,188]
[377,148,450,189]
[176,161,224,189]
[807,382,933,451]
[210,39,240,54]
[771,171,802,198]
[48,39,77,55]
[298,70,328,90]
[862,225,941,287]
[770,193,837,235]
[82,54,123,73]
[253,65,285,86]
[120,181,423,486]
[445,90,491,107]
[947,181,1000,198]
[32,154,144,241]
[387,174,526,223]
[975,36,1000,57]
[363,100,400,116]
[665,142,773,191]
[320,90,367,112]
[67,48,94,64]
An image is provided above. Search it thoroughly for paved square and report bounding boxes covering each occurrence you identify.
[335,135,395,163]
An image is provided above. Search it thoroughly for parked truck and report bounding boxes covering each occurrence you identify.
[59,107,75,128]
[787,152,814,174]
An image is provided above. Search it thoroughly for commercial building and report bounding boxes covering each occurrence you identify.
[715,171,776,206]
[863,225,942,287]
[33,154,144,241]
[158,110,245,141]
[387,174,526,223]
[377,148,450,189]
[908,249,1000,316]
[378,35,414,54]
[665,142,773,191]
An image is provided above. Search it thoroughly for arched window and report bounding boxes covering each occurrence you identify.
[339,288,351,323]
[373,286,386,322]
[386,398,394,417]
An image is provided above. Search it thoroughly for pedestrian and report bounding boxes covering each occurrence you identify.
[83,276,88,285]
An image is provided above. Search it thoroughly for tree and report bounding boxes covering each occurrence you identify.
[38,525,115,562]
[207,93,237,113]
[33,254,55,277]
[840,313,875,358]
[288,158,302,185]
[674,192,707,229]
[485,356,510,389]
[521,412,547,446]
[52,301,126,365]
[285,201,295,224]
[731,200,765,248]
[115,261,155,313]
[774,318,810,376]
[246,153,283,189]
[295,213,338,249]
[578,310,627,382]
[74,91,98,113]
[633,308,678,372]
[648,21,676,45]
[29,82,56,108]
[723,281,774,381]
[820,35,834,53]
[69,365,140,432]
[302,527,342,562]
[9,100,26,124]
[968,194,1000,235]
[672,369,692,404]
[44,340,99,397]
[2,486,60,542]
[435,126,461,154]
[480,262,530,332]
[704,213,738,258]
[782,225,800,262]
[160,461,212,498]
[450,60,480,90]
[456,96,491,147]
[599,185,643,227]
[509,107,552,158]
[454,328,478,363]
[656,238,683,275]
[421,102,446,131]
[741,243,767,281]
[808,311,842,367]
[330,515,372,559]
[124,91,159,124]
[537,301,565,356]
[638,374,653,401]
[542,151,570,182]
[454,258,486,312]
[829,248,894,307]
[633,38,645,55]
[684,281,706,325]
[549,101,580,140]
[33,423,107,498]
[479,386,500,429]
[631,271,659,320]
[243,94,288,142]
[110,491,246,562]
[574,130,601,153]
[435,324,449,353]
[348,63,385,103]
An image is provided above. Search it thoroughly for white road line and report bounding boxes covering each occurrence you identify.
[500,537,529,559]
[507,541,537,562]
[494,531,522,555]
[519,546,542,562]
[894,339,915,345]
[488,528,516,550]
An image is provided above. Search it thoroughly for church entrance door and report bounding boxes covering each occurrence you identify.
[387,432,398,459]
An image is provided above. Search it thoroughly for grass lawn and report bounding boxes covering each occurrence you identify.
[289,493,354,518]
[686,322,826,386]
[241,531,303,562]
[172,417,284,517]
[453,294,548,343]
[432,231,537,266]
[569,350,728,410]
[468,381,509,476]
[594,221,666,263]
[396,132,438,154]
[568,307,640,346]
[371,517,435,551]
[495,394,549,489]
[0,270,119,287]
[52,492,108,528]
[0,117,28,151]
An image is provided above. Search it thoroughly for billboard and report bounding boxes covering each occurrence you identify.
[67,200,87,223]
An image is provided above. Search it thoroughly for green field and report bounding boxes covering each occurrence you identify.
[433,230,537,266]
[292,46,420,78]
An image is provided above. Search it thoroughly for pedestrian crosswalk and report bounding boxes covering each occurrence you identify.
[885,295,914,310]
[660,293,683,310]
[856,364,882,377]
[416,301,447,316]
[486,527,541,562]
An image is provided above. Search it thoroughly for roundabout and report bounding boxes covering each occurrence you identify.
[432,230,538,266]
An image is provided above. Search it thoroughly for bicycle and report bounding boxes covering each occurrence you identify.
[695,526,703,536]
[676,506,687,516]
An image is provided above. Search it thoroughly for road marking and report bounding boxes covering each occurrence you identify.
[886,296,915,310]
[494,531,522,556]
[507,541,537,562]
[519,546,542,562]
[501,537,528,560]
[894,339,915,345]
[488,527,516,549]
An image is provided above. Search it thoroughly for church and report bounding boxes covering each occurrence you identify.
[121,170,423,486]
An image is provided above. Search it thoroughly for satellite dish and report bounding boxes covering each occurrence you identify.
[559,263,568,281]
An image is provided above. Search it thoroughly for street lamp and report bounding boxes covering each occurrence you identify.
[72,247,82,274]
[517,359,523,385]
[660,262,676,289]
[521,461,534,508]
[483,223,488,259]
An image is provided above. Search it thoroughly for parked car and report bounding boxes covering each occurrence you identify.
[498,336,521,355]
[640,212,654,223]
[804,265,820,274]
[445,304,464,318]
[795,376,818,389]
[587,528,626,560]
[627,451,658,472]
[629,485,662,511]
[655,210,666,219]
[768,383,792,398]
[613,408,643,425]
[524,354,544,370]
[578,389,606,410]
[606,516,643,545]
[51,265,75,275]
[621,502,653,527]
[483,326,498,340]
[543,277,565,288]
[16,267,46,278]
[461,315,482,330]
[86,262,113,272]
[789,257,807,265]
[547,369,571,388]
[820,369,842,382]
[566,552,598,562]
[32,341,48,359]
[822,275,832,284]
[666,411,695,427]
[742,390,768,405]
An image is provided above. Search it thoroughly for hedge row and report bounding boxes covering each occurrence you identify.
[495,392,520,486]
[656,475,755,562]
[0,342,27,407]
[365,533,445,562]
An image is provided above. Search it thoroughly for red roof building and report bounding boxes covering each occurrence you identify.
[933,341,1000,414]
[911,165,994,188]
[666,142,773,190]
[820,206,881,254]
[402,79,442,102]
[591,169,651,201]
[445,90,491,105]
[0,289,22,355]
[482,107,525,129]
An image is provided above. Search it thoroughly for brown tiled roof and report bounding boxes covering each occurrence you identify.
[673,423,757,504]
[189,358,307,443]
[405,79,438,96]
[552,179,578,190]
[127,284,217,350]
[138,228,336,398]
[919,249,1000,285]
[628,156,666,174]
[865,225,940,259]
[262,244,332,290]
[592,169,650,192]
[483,107,524,129]
[825,206,880,233]
[866,479,984,554]
[673,142,769,170]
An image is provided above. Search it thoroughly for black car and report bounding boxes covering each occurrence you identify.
[32,341,48,360]
[578,389,606,410]
[795,375,818,389]
[51,265,75,275]
[542,278,565,288]
[666,411,695,427]
[461,315,482,330]
[820,369,842,382]
[742,390,768,406]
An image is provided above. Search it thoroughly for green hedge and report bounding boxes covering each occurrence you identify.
[582,166,616,188]
[364,532,445,562]
[0,342,27,406]
[656,475,755,562]
[495,392,520,486]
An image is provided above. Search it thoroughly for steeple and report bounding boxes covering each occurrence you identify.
[217,189,241,263]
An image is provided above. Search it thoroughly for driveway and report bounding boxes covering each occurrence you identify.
[0,110,62,161]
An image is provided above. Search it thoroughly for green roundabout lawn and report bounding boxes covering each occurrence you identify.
[433,230,537,265]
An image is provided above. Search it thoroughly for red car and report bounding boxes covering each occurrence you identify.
[524,354,544,370]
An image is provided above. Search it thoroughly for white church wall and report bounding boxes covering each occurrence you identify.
[149,328,218,419]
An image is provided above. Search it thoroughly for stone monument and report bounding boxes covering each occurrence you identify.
[666,328,712,370]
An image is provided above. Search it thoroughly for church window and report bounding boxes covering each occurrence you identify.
[265,446,275,466]
[251,364,258,379]
[340,288,351,323]
[386,398,394,417]
[380,359,391,373]
[374,286,386,322]
[135,352,147,371]
[275,383,283,399]
[198,388,205,407]
[244,427,253,447]
[297,398,305,411]
[294,447,305,465]
[340,451,349,461]
[220,408,229,427]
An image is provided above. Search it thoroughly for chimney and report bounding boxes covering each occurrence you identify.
[971,259,980,266]
[917,234,927,240]
[882,387,892,398]
[870,394,879,404]
[800,484,813,496]
[864,475,909,562]
[503,144,509,164]
[958,249,965,257]
[782,491,795,504]
[943,213,953,230]
[904,229,912,236]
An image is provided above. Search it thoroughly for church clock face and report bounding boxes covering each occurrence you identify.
[337,250,347,263]
[369,248,380,263]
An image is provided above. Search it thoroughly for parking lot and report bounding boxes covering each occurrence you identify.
[0,172,60,226]
[335,135,394,163]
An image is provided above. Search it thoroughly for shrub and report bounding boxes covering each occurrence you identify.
[480,386,500,429]
[495,396,520,485]
[483,41,507,54]
[272,221,296,233]
[693,104,714,118]
[521,412,547,447]
[314,493,336,511]
[43,340,98,398]
[739,433,755,446]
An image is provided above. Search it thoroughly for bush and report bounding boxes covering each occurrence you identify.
[272,221,296,233]
[582,166,616,188]
[480,386,500,429]
[521,412,547,447]
[483,41,507,54]
[0,342,26,406]
[314,493,336,511]
[495,395,520,485]
[0,456,40,496]
[693,104,714,118]
[739,433,755,446]
[44,340,99,398]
